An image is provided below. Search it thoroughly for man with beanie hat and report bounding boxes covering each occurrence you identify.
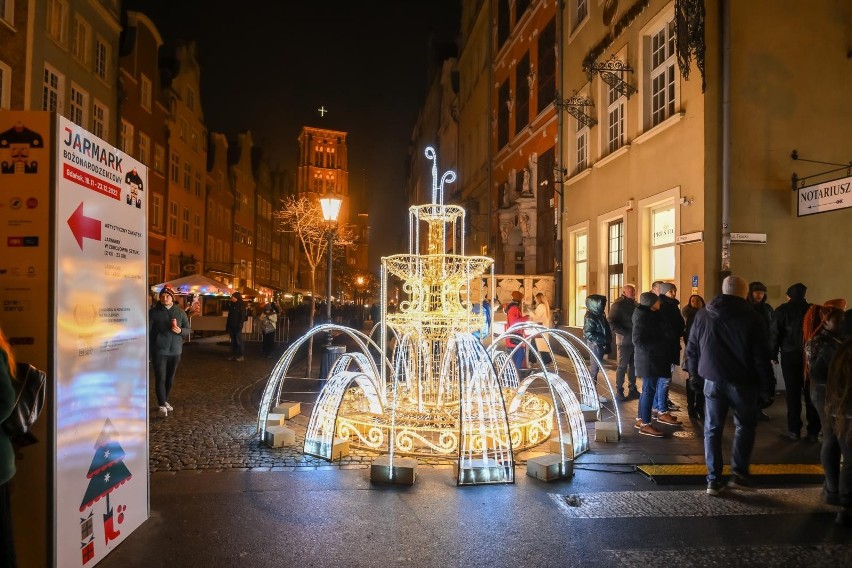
[770,282,818,440]
[748,281,775,422]
[226,292,248,361]
[149,286,191,417]
[686,275,775,495]
[632,292,669,438]
[655,282,685,417]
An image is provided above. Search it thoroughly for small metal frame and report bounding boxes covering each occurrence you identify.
[790,149,852,191]
[555,91,598,129]
[590,54,638,98]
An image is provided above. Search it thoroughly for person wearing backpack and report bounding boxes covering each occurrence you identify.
[0,327,18,567]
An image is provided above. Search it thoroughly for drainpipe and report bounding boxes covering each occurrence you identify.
[720,0,732,282]
[554,0,565,319]
[487,0,493,260]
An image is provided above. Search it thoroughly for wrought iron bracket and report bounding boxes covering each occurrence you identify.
[590,54,638,98]
[790,149,852,191]
[555,91,598,129]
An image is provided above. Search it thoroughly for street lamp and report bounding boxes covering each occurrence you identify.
[319,194,342,344]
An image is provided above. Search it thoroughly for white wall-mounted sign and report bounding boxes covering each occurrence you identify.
[676,231,703,244]
[731,232,767,244]
[797,175,852,217]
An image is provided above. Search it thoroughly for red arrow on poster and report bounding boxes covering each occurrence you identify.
[67,202,102,250]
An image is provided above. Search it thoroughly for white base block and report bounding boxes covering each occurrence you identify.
[581,404,599,422]
[331,437,350,460]
[263,425,296,448]
[594,421,619,442]
[454,458,510,484]
[526,454,574,481]
[370,456,417,485]
[272,402,301,419]
[548,438,575,458]
[264,413,286,428]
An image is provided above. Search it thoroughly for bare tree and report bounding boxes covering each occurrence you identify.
[275,195,353,373]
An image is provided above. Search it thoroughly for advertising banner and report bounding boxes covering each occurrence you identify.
[54,115,148,567]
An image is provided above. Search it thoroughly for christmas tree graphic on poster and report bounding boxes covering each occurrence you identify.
[78,419,132,565]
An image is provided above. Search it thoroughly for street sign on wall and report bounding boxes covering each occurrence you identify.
[54,115,148,567]
[797,174,852,217]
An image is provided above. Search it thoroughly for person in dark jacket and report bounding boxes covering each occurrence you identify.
[656,282,684,415]
[824,339,852,526]
[682,294,706,421]
[0,327,18,567]
[226,292,248,361]
[608,284,639,401]
[632,292,669,437]
[150,286,191,417]
[770,282,818,440]
[748,282,774,422]
[584,294,612,404]
[686,276,775,496]
[805,305,845,509]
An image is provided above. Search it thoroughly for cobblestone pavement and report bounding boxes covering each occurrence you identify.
[149,336,465,473]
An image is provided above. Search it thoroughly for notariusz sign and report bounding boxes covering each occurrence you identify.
[797,175,852,217]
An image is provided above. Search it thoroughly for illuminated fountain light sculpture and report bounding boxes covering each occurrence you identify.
[258,147,620,485]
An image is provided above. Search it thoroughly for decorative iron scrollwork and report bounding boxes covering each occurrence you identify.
[590,54,638,98]
[555,91,598,129]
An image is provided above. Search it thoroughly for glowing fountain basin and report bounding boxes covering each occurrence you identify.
[330,386,554,457]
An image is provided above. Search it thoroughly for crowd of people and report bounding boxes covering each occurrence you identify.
[580,276,851,525]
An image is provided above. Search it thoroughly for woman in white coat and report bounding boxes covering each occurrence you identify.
[528,293,552,364]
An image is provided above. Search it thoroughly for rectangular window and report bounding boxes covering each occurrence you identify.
[607,83,625,154]
[183,163,191,190]
[42,65,63,113]
[138,132,150,165]
[92,99,107,138]
[607,220,624,303]
[193,213,201,244]
[0,0,14,26]
[650,205,676,282]
[575,124,589,173]
[120,119,133,154]
[515,52,530,134]
[576,0,588,26]
[168,255,180,279]
[46,0,68,45]
[182,208,190,240]
[191,129,198,152]
[94,38,108,81]
[170,152,179,183]
[650,18,677,127]
[186,87,195,111]
[149,262,162,287]
[537,18,556,114]
[194,171,202,197]
[574,232,588,326]
[140,74,152,111]
[69,84,88,127]
[151,193,163,231]
[497,0,510,49]
[153,144,164,173]
[179,118,187,141]
[71,16,91,65]
[497,79,510,149]
[0,62,10,110]
[168,201,178,236]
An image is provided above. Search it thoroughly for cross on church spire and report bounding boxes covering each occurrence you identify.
[318,106,328,117]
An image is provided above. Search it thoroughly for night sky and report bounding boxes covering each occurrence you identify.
[126,0,462,271]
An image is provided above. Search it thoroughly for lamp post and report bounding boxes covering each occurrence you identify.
[319,194,342,345]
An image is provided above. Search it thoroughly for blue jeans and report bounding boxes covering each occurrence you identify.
[654,377,672,412]
[510,343,526,370]
[638,376,663,424]
[704,379,759,483]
